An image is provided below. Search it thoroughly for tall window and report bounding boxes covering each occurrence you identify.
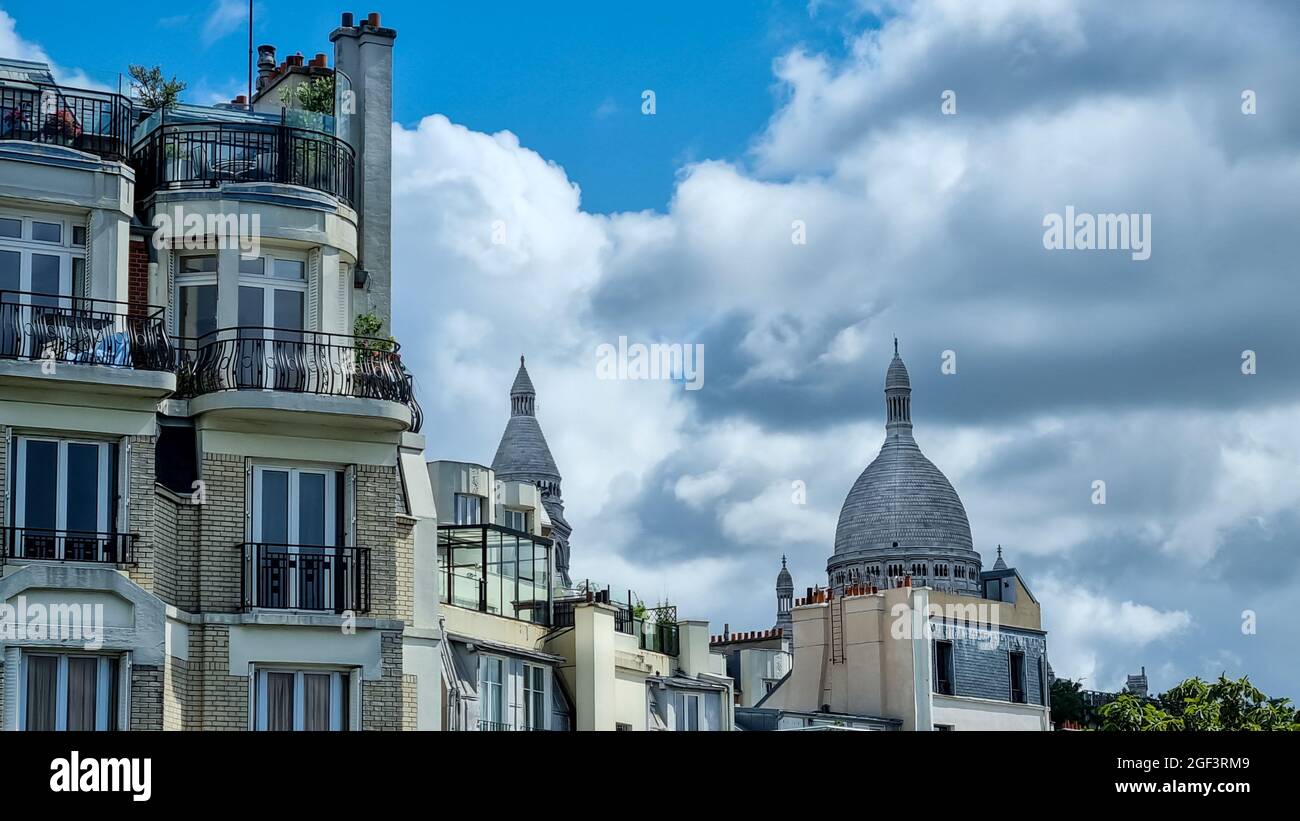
[11,437,113,561]
[480,656,504,727]
[250,465,342,610]
[523,663,546,730]
[453,493,483,525]
[254,668,350,730]
[1009,651,1027,704]
[672,691,700,731]
[934,640,955,696]
[21,653,119,731]
[177,255,218,341]
[0,211,84,358]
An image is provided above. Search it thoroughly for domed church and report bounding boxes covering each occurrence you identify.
[827,341,984,595]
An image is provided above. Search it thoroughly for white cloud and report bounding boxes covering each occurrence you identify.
[0,9,105,88]
[202,0,248,45]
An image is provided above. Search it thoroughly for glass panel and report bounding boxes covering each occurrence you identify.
[180,255,216,274]
[303,673,331,731]
[23,440,58,530]
[180,284,217,340]
[266,672,294,731]
[272,289,304,332]
[66,657,98,731]
[239,256,265,275]
[259,470,290,543]
[32,221,62,243]
[25,656,58,731]
[65,443,100,534]
[72,225,87,247]
[272,259,305,280]
[30,254,60,302]
[106,657,119,731]
[238,285,264,326]
[72,258,86,299]
[0,217,20,238]
[0,249,18,290]
[298,472,327,546]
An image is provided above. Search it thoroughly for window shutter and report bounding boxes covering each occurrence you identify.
[344,465,357,547]
[166,251,177,334]
[307,248,321,330]
[337,263,349,332]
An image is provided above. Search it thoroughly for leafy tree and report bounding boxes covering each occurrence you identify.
[128,65,186,110]
[1050,677,1085,726]
[1098,675,1299,731]
[281,75,335,115]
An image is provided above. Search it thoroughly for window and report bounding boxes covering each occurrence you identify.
[12,437,113,561]
[523,663,546,730]
[911,562,927,577]
[453,493,483,525]
[1009,651,1027,704]
[178,254,218,341]
[254,668,350,731]
[480,656,504,727]
[250,465,343,610]
[504,508,529,532]
[616,722,633,731]
[934,640,955,696]
[672,691,701,731]
[0,211,82,356]
[21,653,119,731]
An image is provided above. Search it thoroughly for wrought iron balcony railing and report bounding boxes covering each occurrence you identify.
[173,327,422,430]
[1,526,137,564]
[240,542,370,614]
[133,119,355,205]
[0,291,171,371]
[0,82,133,161]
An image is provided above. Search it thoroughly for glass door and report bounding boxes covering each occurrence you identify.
[0,243,71,359]
[12,438,111,561]
[252,466,338,610]
[236,257,306,389]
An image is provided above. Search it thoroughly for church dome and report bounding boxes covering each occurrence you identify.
[828,341,980,591]
[776,555,793,591]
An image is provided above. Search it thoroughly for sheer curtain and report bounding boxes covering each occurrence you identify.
[267,672,294,731]
[66,657,98,731]
[25,656,58,731]
[303,673,331,731]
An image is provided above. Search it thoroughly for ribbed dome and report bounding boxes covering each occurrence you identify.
[492,357,559,481]
[832,435,973,558]
[828,342,980,591]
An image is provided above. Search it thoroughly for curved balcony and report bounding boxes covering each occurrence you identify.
[173,327,421,431]
[133,119,355,206]
[0,82,132,161]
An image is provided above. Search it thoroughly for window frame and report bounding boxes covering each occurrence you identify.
[18,651,122,731]
[933,639,955,696]
[12,435,113,556]
[252,666,352,731]
[1009,650,1027,704]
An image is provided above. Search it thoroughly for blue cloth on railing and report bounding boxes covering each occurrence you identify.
[92,332,131,366]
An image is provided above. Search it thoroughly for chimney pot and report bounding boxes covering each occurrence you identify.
[342,12,354,26]
[367,12,381,26]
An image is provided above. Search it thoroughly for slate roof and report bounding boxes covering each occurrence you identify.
[492,358,561,481]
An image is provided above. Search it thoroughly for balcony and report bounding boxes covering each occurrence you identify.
[438,524,553,626]
[0,291,171,369]
[173,327,422,431]
[1,526,136,565]
[0,82,132,161]
[240,542,370,614]
[133,119,355,206]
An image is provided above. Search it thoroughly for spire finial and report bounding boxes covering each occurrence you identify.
[781,554,787,568]
[894,336,898,355]
[997,545,1003,558]
[520,355,525,366]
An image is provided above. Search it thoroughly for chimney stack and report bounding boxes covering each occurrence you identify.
[332,11,397,328]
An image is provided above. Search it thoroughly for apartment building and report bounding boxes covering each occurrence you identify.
[431,360,735,731]
[0,12,441,730]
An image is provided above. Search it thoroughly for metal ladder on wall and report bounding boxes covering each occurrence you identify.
[828,592,846,664]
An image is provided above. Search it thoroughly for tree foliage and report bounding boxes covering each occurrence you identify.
[1098,675,1299,731]
[128,65,186,110]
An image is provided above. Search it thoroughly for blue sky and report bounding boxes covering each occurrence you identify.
[2,0,862,212]
[5,1,1300,699]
